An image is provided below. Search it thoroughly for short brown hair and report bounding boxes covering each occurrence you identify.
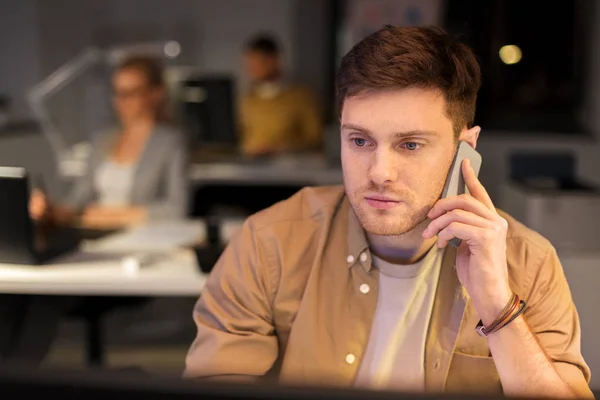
[245,34,280,56]
[336,25,481,135]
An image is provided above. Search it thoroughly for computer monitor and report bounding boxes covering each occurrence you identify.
[0,166,80,264]
[0,366,515,400]
[180,75,237,148]
[0,166,37,263]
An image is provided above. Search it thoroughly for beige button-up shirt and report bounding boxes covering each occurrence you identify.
[184,186,592,397]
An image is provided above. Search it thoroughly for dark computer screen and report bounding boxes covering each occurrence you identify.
[180,75,237,147]
[0,366,517,400]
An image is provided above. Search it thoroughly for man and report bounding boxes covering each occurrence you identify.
[185,26,593,398]
[239,34,322,157]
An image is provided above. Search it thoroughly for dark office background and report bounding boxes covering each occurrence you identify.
[0,0,598,390]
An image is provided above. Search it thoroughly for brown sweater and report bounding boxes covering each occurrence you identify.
[239,84,323,154]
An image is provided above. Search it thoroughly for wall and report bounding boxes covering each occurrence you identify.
[0,0,40,119]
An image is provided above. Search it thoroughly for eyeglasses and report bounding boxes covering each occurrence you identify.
[112,87,149,99]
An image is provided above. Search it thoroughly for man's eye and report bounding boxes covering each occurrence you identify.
[352,138,367,147]
[404,142,421,151]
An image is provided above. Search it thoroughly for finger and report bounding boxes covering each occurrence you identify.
[428,193,497,220]
[436,221,480,248]
[423,209,492,239]
[462,159,495,211]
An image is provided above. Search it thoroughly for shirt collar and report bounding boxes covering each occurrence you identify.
[344,197,372,273]
[253,79,289,99]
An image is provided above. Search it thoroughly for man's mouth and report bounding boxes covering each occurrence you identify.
[364,195,402,210]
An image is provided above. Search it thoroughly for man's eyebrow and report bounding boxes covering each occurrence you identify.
[341,123,370,134]
[392,130,439,139]
[341,123,438,138]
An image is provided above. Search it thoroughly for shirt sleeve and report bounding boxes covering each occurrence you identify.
[184,217,279,379]
[145,131,188,220]
[523,244,594,399]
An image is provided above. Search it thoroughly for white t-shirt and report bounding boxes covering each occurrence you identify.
[95,160,136,206]
[354,245,444,392]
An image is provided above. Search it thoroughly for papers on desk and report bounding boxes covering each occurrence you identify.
[0,248,206,296]
[0,219,238,296]
[84,218,245,253]
[87,220,204,252]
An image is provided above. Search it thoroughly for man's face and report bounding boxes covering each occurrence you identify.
[341,87,463,236]
[243,50,279,83]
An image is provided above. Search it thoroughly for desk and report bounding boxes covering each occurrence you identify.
[0,218,244,366]
[189,153,343,187]
[0,250,205,297]
[0,218,245,296]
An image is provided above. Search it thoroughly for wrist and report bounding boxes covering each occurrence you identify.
[473,286,513,327]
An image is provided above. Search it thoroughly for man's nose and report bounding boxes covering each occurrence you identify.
[368,148,399,185]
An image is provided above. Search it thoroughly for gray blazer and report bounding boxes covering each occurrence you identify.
[64,124,189,220]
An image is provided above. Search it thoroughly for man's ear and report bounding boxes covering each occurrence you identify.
[458,125,481,149]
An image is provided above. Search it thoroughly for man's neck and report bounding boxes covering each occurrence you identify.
[253,71,285,86]
[366,220,437,265]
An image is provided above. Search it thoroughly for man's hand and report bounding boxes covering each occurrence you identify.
[423,159,512,326]
[423,159,591,399]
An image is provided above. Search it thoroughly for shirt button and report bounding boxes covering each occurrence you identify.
[434,360,440,370]
[345,353,356,365]
[360,252,367,262]
[359,283,370,294]
[347,255,355,263]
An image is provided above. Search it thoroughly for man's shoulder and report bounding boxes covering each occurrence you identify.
[500,209,554,253]
[247,185,346,232]
[499,209,558,285]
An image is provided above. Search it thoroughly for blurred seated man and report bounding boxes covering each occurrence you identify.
[239,34,323,157]
[0,55,188,365]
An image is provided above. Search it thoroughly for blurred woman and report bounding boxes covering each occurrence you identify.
[31,55,188,226]
[0,55,188,364]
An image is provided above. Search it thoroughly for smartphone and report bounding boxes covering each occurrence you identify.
[440,141,483,248]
